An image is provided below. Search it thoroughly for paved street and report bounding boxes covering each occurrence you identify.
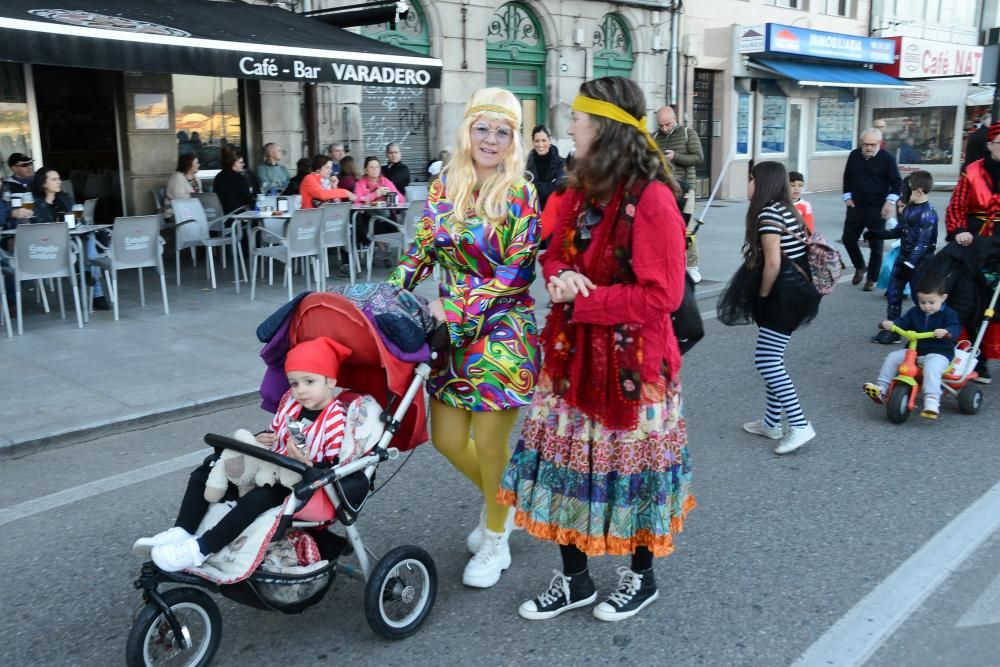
[3,254,999,665]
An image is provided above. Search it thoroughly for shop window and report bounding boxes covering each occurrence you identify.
[815,89,856,152]
[0,63,31,179]
[820,0,851,16]
[172,75,242,170]
[875,107,957,165]
[761,92,787,154]
[736,92,751,156]
[766,0,800,7]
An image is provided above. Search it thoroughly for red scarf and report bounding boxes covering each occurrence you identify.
[542,182,646,431]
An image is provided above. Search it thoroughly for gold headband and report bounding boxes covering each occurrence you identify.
[467,103,521,128]
[571,95,668,170]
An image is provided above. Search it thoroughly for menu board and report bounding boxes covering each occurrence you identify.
[736,94,750,155]
[815,90,855,152]
[761,94,786,154]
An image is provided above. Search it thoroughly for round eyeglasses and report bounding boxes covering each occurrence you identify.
[470,123,514,144]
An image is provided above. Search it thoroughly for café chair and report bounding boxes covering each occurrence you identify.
[248,207,323,301]
[318,202,354,284]
[152,187,166,215]
[83,198,99,225]
[89,215,169,321]
[405,184,429,202]
[365,199,426,282]
[193,192,246,275]
[8,223,83,335]
[170,198,238,289]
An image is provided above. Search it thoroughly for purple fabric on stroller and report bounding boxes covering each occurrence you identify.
[259,316,292,413]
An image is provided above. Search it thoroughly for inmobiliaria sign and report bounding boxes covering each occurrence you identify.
[875,36,983,81]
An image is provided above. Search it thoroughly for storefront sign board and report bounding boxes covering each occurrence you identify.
[739,24,895,65]
[875,37,983,81]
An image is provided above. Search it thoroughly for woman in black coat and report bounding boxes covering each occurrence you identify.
[525,125,566,211]
[31,167,75,223]
[213,148,256,213]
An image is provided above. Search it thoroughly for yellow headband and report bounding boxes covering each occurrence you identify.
[467,103,521,128]
[571,95,667,170]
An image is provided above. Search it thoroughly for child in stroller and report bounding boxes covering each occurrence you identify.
[134,336,353,572]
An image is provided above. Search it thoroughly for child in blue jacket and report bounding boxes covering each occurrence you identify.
[864,273,961,418]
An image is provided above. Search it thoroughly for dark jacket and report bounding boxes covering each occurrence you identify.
[963,125,989,171]
[893,303,961,358]
[843,148,902,207]
[384,162,411,194]
[897,201,938,267]
[213,168,255,214]
[32,192,75,224]
[526,146,567,210]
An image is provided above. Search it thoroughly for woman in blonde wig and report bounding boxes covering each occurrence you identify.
[387,88,540,588]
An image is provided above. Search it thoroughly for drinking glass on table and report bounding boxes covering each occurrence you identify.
[21,192,33,211]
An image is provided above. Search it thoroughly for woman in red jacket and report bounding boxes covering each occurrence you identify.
[300,154,356,208]
[499,76,694,622]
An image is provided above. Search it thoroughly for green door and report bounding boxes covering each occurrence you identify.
[486,2,546,142]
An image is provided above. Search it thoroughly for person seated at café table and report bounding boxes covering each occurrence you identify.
[3,152,35,229]
[383,143,411,194]
[300,154,357,208]
[282,157,311,197]
[32,166,110,310]
[354,156,405,206]
[255,142,291,196]
[213,148,257,214]
[164,153,201,221]
[338,156,360,193]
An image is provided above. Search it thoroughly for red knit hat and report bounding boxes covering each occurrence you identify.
[988,122,1000,142]
[285,336,352,378]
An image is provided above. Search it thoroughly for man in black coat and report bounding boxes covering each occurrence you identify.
[841,128,902,291]
[962,113,990,172]
[384,143,410,195]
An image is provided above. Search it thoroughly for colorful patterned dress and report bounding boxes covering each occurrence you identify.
[387,176,541,411]
[498,182,695,557]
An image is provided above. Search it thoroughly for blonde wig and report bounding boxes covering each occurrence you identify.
[443,88,527,224]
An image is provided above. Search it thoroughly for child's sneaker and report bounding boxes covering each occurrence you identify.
[863,383,887,405]
[774,422,815,455]
[151,537,208,572]
[132,527,193,557]
[743,419,783,440]
[593,566,659,621]
[518,570,597,620]
[921,394,941,419]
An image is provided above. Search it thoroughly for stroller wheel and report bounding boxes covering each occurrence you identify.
[886,385,913,424]
[958,384,984,415]
[126,587,221,667]
[364,545,437,639]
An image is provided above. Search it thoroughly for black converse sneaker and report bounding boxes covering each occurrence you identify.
[592,566,659,621]
[518,570,597,620]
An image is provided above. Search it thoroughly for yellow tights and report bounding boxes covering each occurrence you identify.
[430,399,520,533]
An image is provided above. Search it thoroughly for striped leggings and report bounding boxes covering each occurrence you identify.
[754,327,807,428]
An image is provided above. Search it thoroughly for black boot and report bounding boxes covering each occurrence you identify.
[592,566,659,621]
[518,569,597,620]
[974,359,991,384]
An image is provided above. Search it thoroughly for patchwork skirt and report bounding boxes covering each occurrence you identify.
[498,372,695,558]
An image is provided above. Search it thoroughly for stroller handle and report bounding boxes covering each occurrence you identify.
[204,433,311,476]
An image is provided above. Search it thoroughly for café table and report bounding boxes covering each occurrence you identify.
[1,222,110,324]
[230,210,291,294]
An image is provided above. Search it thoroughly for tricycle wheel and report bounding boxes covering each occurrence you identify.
[886,384,912,423]
[958,384,984,415]
[125,587,221,667]
[364,545,437,639]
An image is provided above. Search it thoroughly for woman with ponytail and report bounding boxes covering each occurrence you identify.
[387,88,540,589]
[499,77,694,622]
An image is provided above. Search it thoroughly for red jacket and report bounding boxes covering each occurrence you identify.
[946,159,1000,238]
[300,173,352,208]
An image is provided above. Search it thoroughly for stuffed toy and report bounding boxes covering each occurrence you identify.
[204,429,301,502]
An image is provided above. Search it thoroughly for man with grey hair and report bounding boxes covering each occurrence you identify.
[841,128,902,291]
[384,142,411,194]
[327,142,345,176]
[654,105,704,282]
[255,142,290,195]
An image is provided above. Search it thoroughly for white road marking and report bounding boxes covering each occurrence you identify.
[0,449,209,528]
[957,571,1000,628]
[793,479,1000,667]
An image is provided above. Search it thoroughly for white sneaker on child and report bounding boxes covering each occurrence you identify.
[921,394,941,419]
[743,419,783,440]
[774,422,816,454]
[151,537,208,572]
[132,527,193,557]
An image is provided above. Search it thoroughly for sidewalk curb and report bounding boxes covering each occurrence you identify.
[1,390,259,458]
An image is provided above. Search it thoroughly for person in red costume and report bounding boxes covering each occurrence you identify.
[944,120,1000,383]
[300,154,356,208]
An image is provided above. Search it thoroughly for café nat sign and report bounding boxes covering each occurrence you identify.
[875,36,983,82]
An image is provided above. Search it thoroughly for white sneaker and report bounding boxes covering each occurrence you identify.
[743,419,783,440]
[687,266,703,284]
[462,529,511,588]
[151,537,208,572]
[467,505,519,554]
[466,504,487,554]
[774,422,815,454]
[132,527,193,557]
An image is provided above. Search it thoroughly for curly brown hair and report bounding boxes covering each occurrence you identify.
[569,77,680,203]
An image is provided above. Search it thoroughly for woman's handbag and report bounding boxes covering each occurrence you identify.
[673,273,703,354]
[778,222,845,295]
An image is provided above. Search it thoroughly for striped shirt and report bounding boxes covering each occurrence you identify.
[270,391,346,464]
[758,202,807,260]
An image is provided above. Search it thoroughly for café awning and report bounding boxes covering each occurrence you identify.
[750,58,910,89]
[0,0,442,88]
